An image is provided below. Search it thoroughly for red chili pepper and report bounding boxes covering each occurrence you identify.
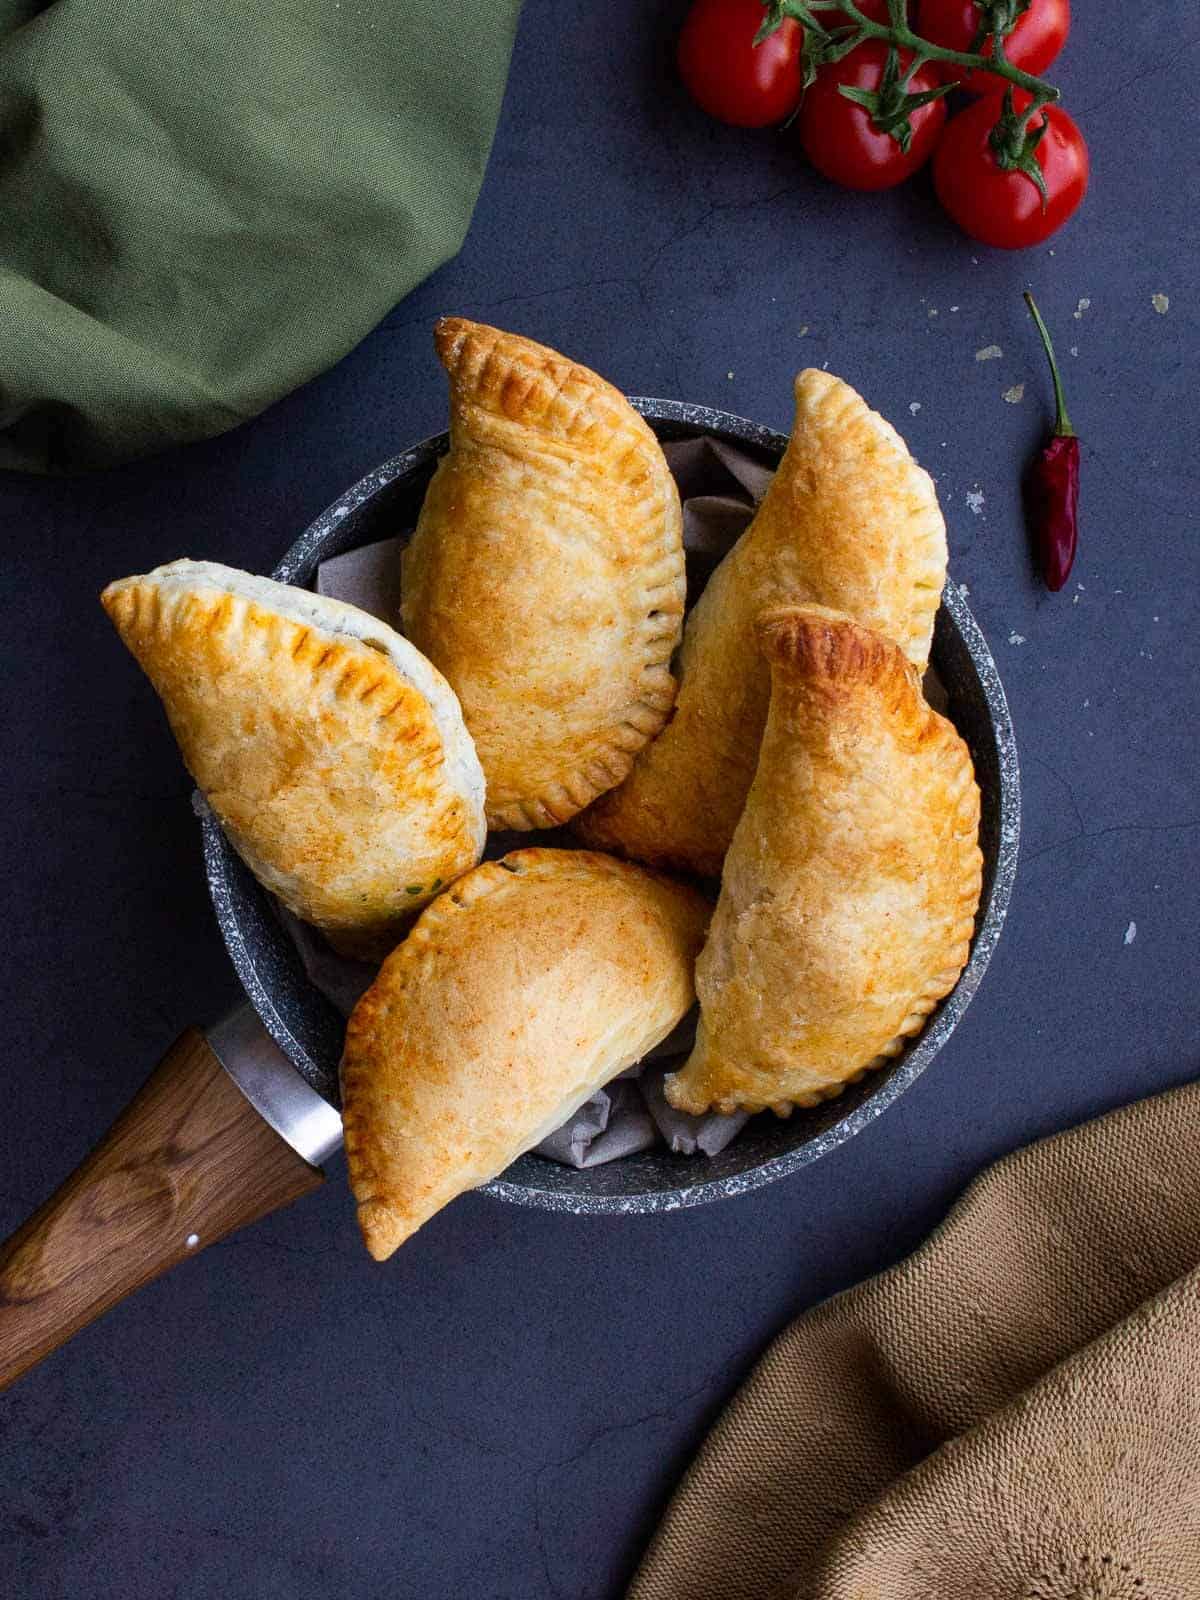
[1023,291,1079,591]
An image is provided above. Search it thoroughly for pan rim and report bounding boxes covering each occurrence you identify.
[204,397,1020,1215]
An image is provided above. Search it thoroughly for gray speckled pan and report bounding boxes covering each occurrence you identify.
[204,401,1020,1216]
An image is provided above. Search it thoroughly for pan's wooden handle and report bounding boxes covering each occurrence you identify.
[0,1028,323,1390]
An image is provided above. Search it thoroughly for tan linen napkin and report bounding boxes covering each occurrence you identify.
[631,1080,1200,1600]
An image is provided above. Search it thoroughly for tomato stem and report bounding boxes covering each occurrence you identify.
[769,0,1062,105]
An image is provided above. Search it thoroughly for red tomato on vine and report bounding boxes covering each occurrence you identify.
[798,42,949,191]
[677,0,804,127]
[933,93,1088,247]
[919,0,1070,91]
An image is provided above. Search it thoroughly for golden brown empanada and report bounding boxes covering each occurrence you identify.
[340,848,710,1258]
[576,368,947,876]
[666,606,981,1118]
[401,318,685,831]
[102,561,485,961]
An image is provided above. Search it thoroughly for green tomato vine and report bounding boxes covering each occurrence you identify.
[759,0,1062,200]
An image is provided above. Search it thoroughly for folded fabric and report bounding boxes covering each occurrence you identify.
[0,0,522,472]
[630,1079,1200,1600]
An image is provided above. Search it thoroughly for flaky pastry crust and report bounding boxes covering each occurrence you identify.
[102,561,485,962]
[665,606,981,1118]
[340,848,710,1258]
[575,369,947,876]
[401,318,685,831]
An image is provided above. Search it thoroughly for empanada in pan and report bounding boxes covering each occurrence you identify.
[576,369,947,876]
[666,606,981,1118]
[401,318,685,831]
[340,848,710,1258]
[102,561,485,962]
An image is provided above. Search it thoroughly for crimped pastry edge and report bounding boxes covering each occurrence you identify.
[340,847,711,1258]
[425,319,687,831]
[101,561,487,954]
[104,560,486,827]
[791,369,947,671]
[665,605,982,1118]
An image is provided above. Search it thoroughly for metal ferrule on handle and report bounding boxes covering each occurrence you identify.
[0,1009,338,1390]
[207,1006,343,1166]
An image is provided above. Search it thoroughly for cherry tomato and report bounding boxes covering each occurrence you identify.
[919,0,1070,91]
[797,42,948,191]
[677,0,803,127]
[933,94,1088,247]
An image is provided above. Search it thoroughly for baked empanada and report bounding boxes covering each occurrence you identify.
[102,561,485,961]
[340,848,710,1257]
[666,606,981,1117]
[576,369,947,876]
[401,318,685,831]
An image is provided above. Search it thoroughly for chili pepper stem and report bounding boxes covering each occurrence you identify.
[1024,291,1074,437]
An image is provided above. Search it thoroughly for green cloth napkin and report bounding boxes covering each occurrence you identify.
[0,0,522,472]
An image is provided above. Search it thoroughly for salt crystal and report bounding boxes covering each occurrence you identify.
[1152,293,1169,314]
[1003,384,1025,404]
[1008,632,1025,645]
[1073,297,1091,319]
[958,582,970,597]
[966,488,985,516]
[1123,921,1137,946]
[909,401,921,414]
[975,345,1003,361]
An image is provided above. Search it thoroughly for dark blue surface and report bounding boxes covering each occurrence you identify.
[2,3,1197,1596]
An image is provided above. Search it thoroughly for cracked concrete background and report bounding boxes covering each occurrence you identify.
[0,1,1197,1596]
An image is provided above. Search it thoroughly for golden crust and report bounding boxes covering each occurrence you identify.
[101,562,486,962]
[401,318,685,831]
[574,368,948,877]
[664,606,981,1118]
[340,847,710,1258]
